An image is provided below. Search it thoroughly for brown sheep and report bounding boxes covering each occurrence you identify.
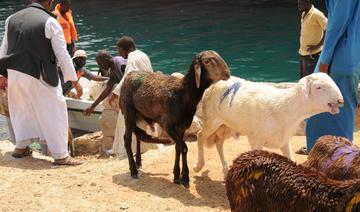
[226,150,360,212]
[304,135,360,180]
[119,50,230,188]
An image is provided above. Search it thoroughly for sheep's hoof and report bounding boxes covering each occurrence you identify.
[174,178,181,185]
[131,174,139,179]
[181,181,190,189]
[193,164,203,172]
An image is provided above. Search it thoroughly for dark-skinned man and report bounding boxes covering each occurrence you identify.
[298,0,327,78]
[53,0,78,56]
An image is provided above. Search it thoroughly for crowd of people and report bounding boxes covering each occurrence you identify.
[0,0,359,167]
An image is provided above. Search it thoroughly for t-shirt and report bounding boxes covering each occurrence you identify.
[112,50,153,95]
[108,56,127,84]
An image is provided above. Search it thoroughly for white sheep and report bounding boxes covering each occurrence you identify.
[193,73,344,178]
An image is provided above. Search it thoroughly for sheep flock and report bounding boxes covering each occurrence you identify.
[109,50,358,211]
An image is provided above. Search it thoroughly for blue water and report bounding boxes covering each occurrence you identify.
[0,0,326,82]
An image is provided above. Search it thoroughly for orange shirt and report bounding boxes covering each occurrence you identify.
[53,4,78,45]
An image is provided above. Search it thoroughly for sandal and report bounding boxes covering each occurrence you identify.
[12,147,32,158]
[295,146,309,155]
[53,156,83,166]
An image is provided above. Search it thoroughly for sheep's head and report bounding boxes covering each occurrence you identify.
[194,50,230,88]
[299,73,344,114]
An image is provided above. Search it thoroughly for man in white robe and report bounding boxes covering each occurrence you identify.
[109,36,160,156]
[0,0,82,165]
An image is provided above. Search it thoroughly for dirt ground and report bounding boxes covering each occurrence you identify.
[0,133,359,212]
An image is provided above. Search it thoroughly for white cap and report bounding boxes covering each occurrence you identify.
[72,50,87,59]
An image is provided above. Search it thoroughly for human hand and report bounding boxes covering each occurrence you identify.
[319,63,329,74]
[108,93,118,108]
[83,106,95,116]
[0,76,7,90]
[72,42,77,55]
[307,44,320,52]
[72,81,83,98]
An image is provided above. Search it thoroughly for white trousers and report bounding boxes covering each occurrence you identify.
[8,70,69,159]
[112,111,160,157]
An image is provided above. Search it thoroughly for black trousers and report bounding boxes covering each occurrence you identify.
[299,52,320,78]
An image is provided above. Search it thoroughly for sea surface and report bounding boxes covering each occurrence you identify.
[0,0,326,82]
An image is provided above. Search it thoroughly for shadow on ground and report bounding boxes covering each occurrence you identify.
[0,152,54,170]
[112,169,229,209]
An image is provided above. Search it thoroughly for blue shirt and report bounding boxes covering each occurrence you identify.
[316,0,360,77]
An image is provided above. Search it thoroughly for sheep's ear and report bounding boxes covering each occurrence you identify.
[195,63,201,88]
[303,76,315,98]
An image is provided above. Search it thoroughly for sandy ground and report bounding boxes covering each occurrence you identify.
[0,132,359,212]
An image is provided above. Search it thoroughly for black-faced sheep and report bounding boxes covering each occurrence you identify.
[304,135,360,181]
[194,73,344,178]
[226,150,360,212]
[119,50,230,187]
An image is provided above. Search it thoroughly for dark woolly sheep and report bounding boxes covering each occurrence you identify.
[226,150,360,212]
[119,50,230,187]
[304,135,360,180]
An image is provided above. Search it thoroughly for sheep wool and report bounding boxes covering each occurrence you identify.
[194,73,344,178]
[226,150,360,212]
[304,135,360,181]
[119,50,230,187]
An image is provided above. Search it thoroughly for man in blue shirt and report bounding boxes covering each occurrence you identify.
[304,0,360,153]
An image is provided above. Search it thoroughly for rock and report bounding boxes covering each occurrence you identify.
[74,131,103,155]
[119,202,129,210]
[90,182,96,187]
[100,110,118,137]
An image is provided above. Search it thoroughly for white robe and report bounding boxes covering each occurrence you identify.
[111,50,160,156]
[0,16,77,159]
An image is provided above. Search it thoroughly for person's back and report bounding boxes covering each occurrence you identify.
[1,4,59,86]
[125,49,153,75]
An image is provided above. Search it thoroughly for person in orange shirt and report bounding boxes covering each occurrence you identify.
[53,0,78,56]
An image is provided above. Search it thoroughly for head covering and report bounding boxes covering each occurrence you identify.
[72,50,87,59]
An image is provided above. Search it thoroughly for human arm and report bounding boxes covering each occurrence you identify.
[92,75,109,81]
[318,0,357,69]
[45,18,77,83]
[83,80,115,116]
[80,69,109,82]
[307,31,326,52]
[72,81,83,98]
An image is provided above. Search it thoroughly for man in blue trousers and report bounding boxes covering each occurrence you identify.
[302,0,360,154]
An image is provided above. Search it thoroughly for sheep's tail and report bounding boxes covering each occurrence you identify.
[133,126,173,144]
